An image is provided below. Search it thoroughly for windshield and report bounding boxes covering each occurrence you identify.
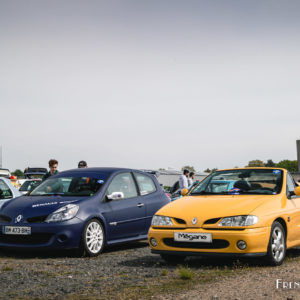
[19,180,41,192]
[191,169,283,195]
[30,176,106,196]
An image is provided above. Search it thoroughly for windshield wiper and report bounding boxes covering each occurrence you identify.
[191,191,229,195]
[39,193,65,196]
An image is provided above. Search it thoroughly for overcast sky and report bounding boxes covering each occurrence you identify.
[1,0,300,172]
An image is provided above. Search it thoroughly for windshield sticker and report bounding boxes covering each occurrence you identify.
[97,180,104,184]
[273,170,281,174]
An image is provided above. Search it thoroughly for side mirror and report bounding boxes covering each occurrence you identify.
[294,186,300,196]
[106,192,124,201]
[181,188,189,196]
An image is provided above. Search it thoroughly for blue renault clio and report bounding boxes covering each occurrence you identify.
[0,168,169,256]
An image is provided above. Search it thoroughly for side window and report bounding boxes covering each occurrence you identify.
[107,173,138,199]
[134,173,156,196]
[286,173,295,194]
[0,180,13,199]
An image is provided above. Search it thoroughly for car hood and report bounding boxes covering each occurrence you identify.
[0,195,88,219]
[156,195,277,226]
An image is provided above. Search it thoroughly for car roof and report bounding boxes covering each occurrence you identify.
[213,167,286,172]
[57,167,147,176]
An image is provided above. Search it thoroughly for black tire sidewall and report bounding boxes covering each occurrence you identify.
[82,218,105,257]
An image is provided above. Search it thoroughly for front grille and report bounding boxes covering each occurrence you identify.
[203,218,221,225]
[174,218,186,224]
[0,233,53,245]
[26,216,48,223]
[163,238,229,249]
[0,215,12,223]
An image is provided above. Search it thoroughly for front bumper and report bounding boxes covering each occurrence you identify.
[148,226,271,255]
[0,217,84,250]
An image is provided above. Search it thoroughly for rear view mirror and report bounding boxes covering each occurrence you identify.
[107,192,124,201]
[181,188,189,196]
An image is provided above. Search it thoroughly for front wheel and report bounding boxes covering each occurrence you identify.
[81,219,105,257]
[265,221,286,266]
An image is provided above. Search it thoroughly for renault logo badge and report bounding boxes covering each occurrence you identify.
[192,217,197,225]
[15,215,23,223]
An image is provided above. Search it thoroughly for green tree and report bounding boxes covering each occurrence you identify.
[204,168,218,173]
[265,159,276,167]
[181,166,196,172]
[276,160,298,172]
[247,160,265,167]
[11,169,24,177]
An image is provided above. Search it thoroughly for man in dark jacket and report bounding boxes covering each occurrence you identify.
[42,159,59,181]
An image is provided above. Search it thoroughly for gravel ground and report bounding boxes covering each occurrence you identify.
[0,242,300,299]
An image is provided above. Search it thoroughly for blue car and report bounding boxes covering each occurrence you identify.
[0,168,170,256]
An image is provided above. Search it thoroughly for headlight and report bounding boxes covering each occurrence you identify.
[45,204,79,223]
[151,215,173,226]
[218,215,258,227]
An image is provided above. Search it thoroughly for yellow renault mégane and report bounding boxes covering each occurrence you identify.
[149,168,300,265]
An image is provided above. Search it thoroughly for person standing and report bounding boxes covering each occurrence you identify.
[188,172,195,187]
[78,160,88,168]
[42,159,59,181]
[179,169,189,189]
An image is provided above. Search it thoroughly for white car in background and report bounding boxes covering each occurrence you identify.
[0,177,21,209]
[0,169,11,179]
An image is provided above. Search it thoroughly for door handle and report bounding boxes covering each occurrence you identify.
[137,203,144,208]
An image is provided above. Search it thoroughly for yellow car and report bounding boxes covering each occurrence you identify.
[148,168,300,266]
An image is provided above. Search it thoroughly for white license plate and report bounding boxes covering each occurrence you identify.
[3,226,31,235]
[174,232,212,243]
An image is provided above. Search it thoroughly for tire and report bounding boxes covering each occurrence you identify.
[81,218,105,257]
[160,253,186,264]
[265,221,286,266]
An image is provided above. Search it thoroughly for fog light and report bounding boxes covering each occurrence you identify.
[57,234,68,243]
[237,240,247,250]
[150,238,157,247]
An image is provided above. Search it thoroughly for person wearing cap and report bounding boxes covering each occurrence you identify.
[78,161,88,168]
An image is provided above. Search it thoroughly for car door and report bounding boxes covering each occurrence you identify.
[133,172,166,231]
[286,172,300,243]
[101,172,146,241]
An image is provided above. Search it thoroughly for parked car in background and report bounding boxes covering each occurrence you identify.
[19,179,42,195]
[0,167,170,256]
[149,168,300,266]
[0,177,21,209]
[0,169,11,179]
[24,167,47,179]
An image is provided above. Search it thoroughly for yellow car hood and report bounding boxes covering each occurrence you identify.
[157,195,275,222]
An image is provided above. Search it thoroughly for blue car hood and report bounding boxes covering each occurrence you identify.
[0,195,88,219]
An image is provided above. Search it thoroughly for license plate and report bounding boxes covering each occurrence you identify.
[2,226,31,235]
[174,232,212,243]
